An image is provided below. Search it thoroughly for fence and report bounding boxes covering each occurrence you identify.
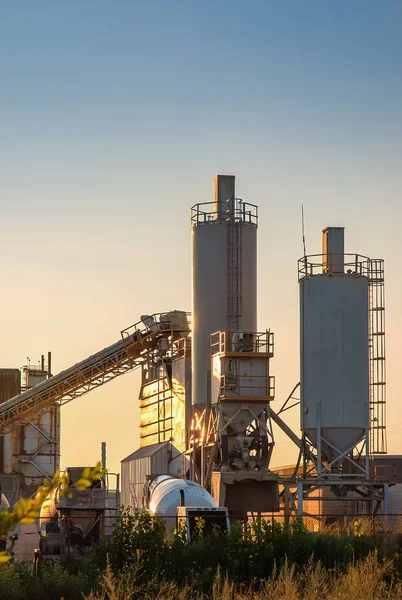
[8,512,402,563]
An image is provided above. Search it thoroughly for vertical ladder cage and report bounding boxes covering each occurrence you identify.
[227,200,243,332]
[368,259,387,454]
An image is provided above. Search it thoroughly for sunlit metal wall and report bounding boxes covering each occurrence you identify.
[300,230,370,464]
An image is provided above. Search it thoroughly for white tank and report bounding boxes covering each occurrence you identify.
[300,228,370,462]
[191,175,258,408]
[0,494,9,511]
[148,475,216,516]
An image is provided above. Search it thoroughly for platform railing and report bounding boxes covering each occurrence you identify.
[211,330,274,356]
[191,200,258,227]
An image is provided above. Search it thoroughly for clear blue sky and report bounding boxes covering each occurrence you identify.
[2,1,402,473]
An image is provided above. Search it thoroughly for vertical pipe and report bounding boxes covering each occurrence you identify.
[383,483,389,515]
[41,355,45,372]
[317,402,322,477]
[322,227,345,274]
[101,442,107,471]
[116,473,120,509]
[365,420,370,480]
[297,481,304,515]
[200,440,204,487]
[47,352,52,377]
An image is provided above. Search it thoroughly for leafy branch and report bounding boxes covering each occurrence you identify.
[0,462,104,563]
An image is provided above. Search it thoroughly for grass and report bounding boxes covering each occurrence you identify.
[84,551,402,600]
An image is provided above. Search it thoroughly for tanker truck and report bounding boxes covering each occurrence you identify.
[34,467,119,571]
[146,475,230,540]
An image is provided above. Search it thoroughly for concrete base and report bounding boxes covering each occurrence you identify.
[211,470,279,516]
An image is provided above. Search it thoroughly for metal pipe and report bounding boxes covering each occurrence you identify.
[384,483,389,515]
[297,481,303,515]
[270,408,303,449]
[101,442,106,471]
[47,352,52,377]
[317,402,322,477]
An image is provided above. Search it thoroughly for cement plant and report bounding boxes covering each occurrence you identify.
[0,174,398,563]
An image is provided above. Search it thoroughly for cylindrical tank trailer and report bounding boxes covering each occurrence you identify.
[148,475,217,516]
[147,475,230,540]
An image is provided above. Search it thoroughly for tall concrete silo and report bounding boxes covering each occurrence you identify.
[191,175,278,515]
[299,227,385,477]
[191,175,258,410]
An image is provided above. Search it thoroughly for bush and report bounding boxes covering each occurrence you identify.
[0,512,400,599]
[82,513,399,594]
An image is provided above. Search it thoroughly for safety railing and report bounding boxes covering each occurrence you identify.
[191,200,258,227]
[219,374,275,400]
[298,253,384,280]
[121,311,191,342]
[211,330,274,357]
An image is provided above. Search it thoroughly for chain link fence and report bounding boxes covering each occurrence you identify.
[7,512,402,563]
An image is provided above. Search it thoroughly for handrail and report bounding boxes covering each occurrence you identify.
[298,253,384,280]
[191,200,258,227]
[210,330,274,356]
[219,374,275,399]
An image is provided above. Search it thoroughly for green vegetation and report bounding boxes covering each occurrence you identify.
[0,510,401,599]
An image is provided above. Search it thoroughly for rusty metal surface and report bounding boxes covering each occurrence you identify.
[0,370,21,404]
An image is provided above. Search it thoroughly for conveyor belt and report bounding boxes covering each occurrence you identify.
[0,311,190,431]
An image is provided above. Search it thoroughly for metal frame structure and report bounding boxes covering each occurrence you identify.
[298,253,387,460]
[270,370,390,518]
[189,329,276,496]
[138,332,191,447]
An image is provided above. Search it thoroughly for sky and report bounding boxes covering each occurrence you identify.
[1,0,402,475]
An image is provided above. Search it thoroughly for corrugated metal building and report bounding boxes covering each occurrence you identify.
[121,442,171,510]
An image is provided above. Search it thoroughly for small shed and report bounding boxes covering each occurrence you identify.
[121,442,170,510]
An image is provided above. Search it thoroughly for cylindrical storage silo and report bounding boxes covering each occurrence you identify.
[191,175,258,409]
[299,228,370,466]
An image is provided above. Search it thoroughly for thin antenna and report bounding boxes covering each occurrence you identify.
[301,205,307,256]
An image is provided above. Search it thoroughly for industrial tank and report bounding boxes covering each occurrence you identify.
[148,475,216,516]
[300,228,370,464]
[191,175,258,408]
[38,467,107,556]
